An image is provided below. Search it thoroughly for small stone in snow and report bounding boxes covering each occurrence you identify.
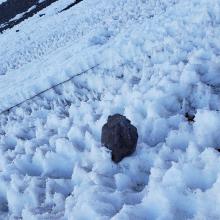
[185,112,195,122]
[101,114,138,163]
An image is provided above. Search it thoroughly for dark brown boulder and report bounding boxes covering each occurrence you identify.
[101,114,138,163]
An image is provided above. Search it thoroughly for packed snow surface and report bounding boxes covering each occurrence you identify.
[0,0,220,219]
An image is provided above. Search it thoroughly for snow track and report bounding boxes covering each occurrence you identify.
[0,0,220,219]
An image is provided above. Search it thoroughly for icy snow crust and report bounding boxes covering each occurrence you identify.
[0,0,220,219]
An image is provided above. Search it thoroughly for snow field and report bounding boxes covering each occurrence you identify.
[0,0,220,219]
[0,0,180,75]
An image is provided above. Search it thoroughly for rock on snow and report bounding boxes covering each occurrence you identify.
[0,0,220,219]
[101,114,138,163]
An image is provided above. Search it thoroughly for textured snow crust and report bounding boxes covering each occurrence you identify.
[0,0,220,219]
